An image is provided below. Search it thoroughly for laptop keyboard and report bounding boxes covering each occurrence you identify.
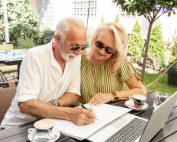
[135,108,153,119]
[105,118,147,142]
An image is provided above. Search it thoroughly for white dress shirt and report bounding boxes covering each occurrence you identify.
[1,42,81,128]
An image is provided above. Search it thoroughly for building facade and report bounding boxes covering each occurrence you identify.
[30,0,177,43]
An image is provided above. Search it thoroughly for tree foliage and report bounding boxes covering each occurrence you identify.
[114,14,120,23]
[100,16,105,23]
[113,0,177,18]
[0,0,39,44]
[170,37,177,67]
[172,37,177,58]
[128,20,144,63]
[112,0,177,79]
[37,28,54,45]
[149,24,165,64]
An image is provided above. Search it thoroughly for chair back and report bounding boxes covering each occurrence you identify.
[0,86,16,122]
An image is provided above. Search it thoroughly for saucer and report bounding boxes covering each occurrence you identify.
[125,100,148,111]
[28,128,60,142]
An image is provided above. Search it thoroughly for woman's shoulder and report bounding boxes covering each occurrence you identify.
[115,57,129,74]
[81,53,90,67]
[119,57,130,68]
[81,53,87,61]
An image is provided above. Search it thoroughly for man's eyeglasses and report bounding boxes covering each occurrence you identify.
[70,44,87,51]
[95,41,115,54]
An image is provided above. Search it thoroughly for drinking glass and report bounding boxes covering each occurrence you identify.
[153,94,168,109]
[153,94,161,109]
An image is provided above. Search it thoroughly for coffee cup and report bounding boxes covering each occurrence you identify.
[129,94,147,105]
[34,119,53,130]
[28,119,54,142]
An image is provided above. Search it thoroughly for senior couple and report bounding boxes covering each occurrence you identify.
[1,17,146,128]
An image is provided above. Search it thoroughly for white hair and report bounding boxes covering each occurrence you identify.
[55,17,86,39]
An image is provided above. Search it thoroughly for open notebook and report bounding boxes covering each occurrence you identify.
[50,104,131,140]
[87,91,177,142]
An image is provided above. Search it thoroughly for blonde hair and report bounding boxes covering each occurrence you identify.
[89,22,128,74]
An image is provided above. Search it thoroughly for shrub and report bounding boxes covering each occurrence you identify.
[114,15,119,23]
[171,37,177,60]
[100,16,105,23]
[169,37,177,69]
[16,37,35,49]
[37,28,54,45]
[148,24,165,70]
[128,20,144,63]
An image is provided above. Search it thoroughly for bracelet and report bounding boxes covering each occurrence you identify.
[112,92,119,101]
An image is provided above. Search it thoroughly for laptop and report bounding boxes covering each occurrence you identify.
[87,91,177,142]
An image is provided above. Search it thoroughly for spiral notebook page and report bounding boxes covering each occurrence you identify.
[51,104,131,140]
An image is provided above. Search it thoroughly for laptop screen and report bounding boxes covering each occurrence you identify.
[139,92,177,142]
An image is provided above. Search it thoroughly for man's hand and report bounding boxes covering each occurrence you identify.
[68,107,96,125]
[89,93,113,105]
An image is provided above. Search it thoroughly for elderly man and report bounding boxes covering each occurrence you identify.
[1,17,95,128]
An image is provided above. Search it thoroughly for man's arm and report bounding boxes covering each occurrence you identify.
[19,99,96,125]
[19,99,69,119]
[56,92,80,107]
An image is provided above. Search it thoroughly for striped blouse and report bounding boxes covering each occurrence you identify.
[80,55,141,104]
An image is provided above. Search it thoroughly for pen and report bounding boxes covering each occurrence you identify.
[81,104,99,120]
[81,104,88,110]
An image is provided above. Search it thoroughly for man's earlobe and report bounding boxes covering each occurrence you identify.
[54,34,61,41]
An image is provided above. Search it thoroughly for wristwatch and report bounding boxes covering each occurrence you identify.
[112,92,119,102]
[50,99,60,106]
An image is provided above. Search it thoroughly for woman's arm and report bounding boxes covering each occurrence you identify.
[89,63,147,105]
[114,76,147,100]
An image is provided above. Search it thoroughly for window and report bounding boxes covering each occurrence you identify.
[72,0,96,16]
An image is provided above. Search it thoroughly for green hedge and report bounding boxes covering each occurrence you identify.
[128,20,144,63]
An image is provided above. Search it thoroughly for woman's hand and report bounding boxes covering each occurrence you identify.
[89,93,113,105]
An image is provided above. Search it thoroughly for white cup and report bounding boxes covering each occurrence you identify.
[129,94,147,105]
[28,128,52,142]
[28,119,54,142]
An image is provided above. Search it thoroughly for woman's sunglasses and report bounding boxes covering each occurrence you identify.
[95,41,115,54]
[70,45,87,51]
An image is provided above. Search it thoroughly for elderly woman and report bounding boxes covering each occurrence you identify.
[80,22,146,105]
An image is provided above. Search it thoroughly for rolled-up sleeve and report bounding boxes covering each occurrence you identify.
[17,51,42,103]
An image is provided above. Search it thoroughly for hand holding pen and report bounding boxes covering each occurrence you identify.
[81,104,88,110]
[69,105,96,125]
[81,104,99,120]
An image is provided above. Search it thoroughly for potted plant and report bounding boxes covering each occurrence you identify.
[167,38,177,87]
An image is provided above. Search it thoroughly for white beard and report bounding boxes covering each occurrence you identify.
[61,51,77,62]
[59,43,77,62]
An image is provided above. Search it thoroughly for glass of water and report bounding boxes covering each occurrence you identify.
[153,94,161,109]
[153,94,168,109]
